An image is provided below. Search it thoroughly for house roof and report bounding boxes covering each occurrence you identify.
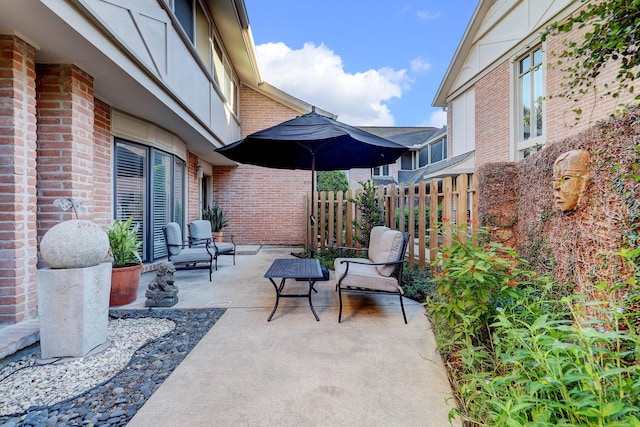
[398,151,475,184]
[358,127,443,148]
[432,0,579,108]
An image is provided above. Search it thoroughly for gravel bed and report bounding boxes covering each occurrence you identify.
[0,308,225,427]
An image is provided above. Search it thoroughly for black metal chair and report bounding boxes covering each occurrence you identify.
[334,228,410,323]
[162,222,214,281]
[188,220,236,270]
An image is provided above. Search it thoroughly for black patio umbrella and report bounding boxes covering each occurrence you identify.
[215,107,408,254]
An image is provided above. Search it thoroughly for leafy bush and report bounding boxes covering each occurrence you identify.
[317,171,349,192]
[401,266,435,303]
[428,226,640,426]
[349,179,384,247]
[428,227,540,352]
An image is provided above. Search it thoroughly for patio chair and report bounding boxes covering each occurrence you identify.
[162,222,214,281]
[334,227,410,323]
[188,220,236,270]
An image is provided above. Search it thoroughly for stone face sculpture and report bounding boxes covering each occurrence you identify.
[145,262,179,307]
[553,149,591,212]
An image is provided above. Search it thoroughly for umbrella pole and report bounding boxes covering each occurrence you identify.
[310,155,315,258]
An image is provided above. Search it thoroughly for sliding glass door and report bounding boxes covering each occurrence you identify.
[115,139,185,262]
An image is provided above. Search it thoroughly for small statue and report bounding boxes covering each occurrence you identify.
[553,149,591,212]
[145,262,179,307]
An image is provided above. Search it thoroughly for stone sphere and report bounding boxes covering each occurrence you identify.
[41,220,110,269]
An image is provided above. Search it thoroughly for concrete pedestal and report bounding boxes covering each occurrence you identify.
[37,262,112,359]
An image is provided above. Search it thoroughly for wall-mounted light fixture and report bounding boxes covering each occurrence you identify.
[195,163,203,179]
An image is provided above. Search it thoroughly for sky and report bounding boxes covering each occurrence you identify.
[244,0,477,128]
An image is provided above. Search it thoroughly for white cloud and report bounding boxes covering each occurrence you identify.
[416,10,440,21]
[423,109,447,128]
[410,57,432,73]
[255,42,410,126]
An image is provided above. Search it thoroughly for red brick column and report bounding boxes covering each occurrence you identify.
[35,64,96,238]
[93,98,112,228]
[0,35,38,323]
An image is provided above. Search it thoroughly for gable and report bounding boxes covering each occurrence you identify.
[434,0,576,106]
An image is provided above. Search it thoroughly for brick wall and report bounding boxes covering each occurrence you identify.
[213,86,309,245]
[36,64,96,240]
[545,24,636,143]
[0,35,38,324]
[187,152,200,221]
[93,98,112,227]
[475,60,511,167]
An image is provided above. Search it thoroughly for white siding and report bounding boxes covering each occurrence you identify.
[452,89,476,156]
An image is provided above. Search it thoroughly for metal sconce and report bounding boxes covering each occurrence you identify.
[195,164,203,179]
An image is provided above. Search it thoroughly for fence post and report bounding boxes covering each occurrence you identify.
[429,180,439,263]
[327,191,335,248]
[418,181,427,269]
[471,173,479,242]
[442,177,453,247]
[345,189,353,247]
[336,191,344,247]
[456,174,469,243]
[387,183,396,228]
[407,182,415,267]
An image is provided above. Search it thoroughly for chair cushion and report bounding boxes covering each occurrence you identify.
[372,229,404,276]
[334,259,401,292]
[189,220,212,247]
[164,223,183,256]
[170,247,212,264]
[367,226,389,262]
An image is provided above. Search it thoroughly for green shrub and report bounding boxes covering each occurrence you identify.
[349,179,384,247]
[317,171,349,192]
[428,226,640,426]
[428,227,538,352]
[401,266,435,303]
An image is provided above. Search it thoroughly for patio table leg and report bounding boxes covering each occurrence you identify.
[268,278,284,321]
[266,278,320,321]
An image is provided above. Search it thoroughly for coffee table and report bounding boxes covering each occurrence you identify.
[264,258,324,321]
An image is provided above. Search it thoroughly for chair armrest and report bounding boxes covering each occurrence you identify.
[339,259,405,267]
[213,232,235,245]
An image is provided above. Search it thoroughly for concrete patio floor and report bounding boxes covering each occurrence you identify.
[120,246,460,427]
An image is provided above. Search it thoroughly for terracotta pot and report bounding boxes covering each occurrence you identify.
[110,263,142,306]
[211,231,224,242]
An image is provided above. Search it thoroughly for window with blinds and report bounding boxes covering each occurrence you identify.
[115,141,147,259]
[115,139,186,262]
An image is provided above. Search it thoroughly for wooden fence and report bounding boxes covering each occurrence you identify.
[306,173,478,269]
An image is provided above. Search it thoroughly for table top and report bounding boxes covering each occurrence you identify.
[264,258,323,279]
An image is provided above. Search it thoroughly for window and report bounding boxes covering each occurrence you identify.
[430,137,447,163]
[400,152,413,170]
[115,139,185,262]
[173,0,239,115]
[418,137,447,168]
[372,165,390,176]
[195,2,211,72]
[174,0,194,41]
[518,47,544,157]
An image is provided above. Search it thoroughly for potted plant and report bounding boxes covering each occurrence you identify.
[202,203,228,241]
[107,216,143,306]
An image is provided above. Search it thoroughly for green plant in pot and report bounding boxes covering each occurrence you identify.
[107,216,143,306]
[202,204,229,240]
